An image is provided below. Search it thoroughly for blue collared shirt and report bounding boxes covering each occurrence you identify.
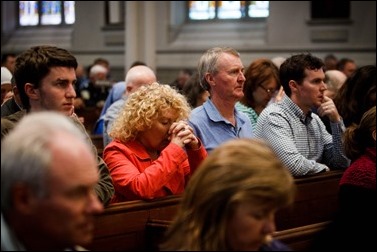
[254,95,350,177]
[100,81,126,118]
[189,99,254,153]
[103,96,127,147]
[93,81,126,135]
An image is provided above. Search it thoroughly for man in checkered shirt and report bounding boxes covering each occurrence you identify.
[255,53,350,177]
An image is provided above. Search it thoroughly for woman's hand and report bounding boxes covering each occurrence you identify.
[169,121,199,149]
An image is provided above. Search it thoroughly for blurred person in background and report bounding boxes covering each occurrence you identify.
[1,112,104,251]
[161,138,296,251]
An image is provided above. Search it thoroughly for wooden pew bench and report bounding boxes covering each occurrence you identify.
[75,106,101,133]
[275,170,343,230]
[87,196,180,251]
[145,219,330,251]
[88,170,343,251]
[272,221,329,251]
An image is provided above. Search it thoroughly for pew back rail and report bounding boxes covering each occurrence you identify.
[88,170,343,251]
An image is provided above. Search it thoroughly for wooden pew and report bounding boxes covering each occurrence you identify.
[75,106,101,133]
[275,170,343,230]
[87,170,343,251]
[87,196,181,251]
[272,221,329,251]
[145,219,330,251]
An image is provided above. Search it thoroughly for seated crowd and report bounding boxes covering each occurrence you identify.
[1,45,375,251]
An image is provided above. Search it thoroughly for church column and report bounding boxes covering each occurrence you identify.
[124,2,156,72]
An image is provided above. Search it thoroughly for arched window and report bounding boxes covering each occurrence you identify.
[188,1,269,20]
[19,1,75,26]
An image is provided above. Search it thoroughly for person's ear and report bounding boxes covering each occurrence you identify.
[11,183,39,215]
[12,85,19,95]
[24,83,39,100]
[372,129,376,142]
[126,86,133,94]
[288,80,298,93]
[205,72,215,88]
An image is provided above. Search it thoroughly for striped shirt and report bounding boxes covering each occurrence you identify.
[255,95,350,177]
[235,101,259,132]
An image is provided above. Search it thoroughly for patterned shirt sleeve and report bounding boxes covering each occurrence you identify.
[259,112,328,176]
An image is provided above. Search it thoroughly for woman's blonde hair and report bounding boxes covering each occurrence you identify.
[161,138,296,251]
[109,82,191,143]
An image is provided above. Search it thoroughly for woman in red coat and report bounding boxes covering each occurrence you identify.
[103,82,207,202]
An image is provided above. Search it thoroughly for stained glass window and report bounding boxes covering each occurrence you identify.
[41,1,61,25]
[19,1,75,26]
[188,1,216,20]
[188,1,269,20]
[64,1,75,24]
[19,1,39,26]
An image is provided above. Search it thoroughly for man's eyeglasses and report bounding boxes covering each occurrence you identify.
[259,85,277,96]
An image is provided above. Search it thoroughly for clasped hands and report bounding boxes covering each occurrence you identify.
[168,120,200,150]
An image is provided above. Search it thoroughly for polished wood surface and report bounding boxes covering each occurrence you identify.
[88,170,343,251]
